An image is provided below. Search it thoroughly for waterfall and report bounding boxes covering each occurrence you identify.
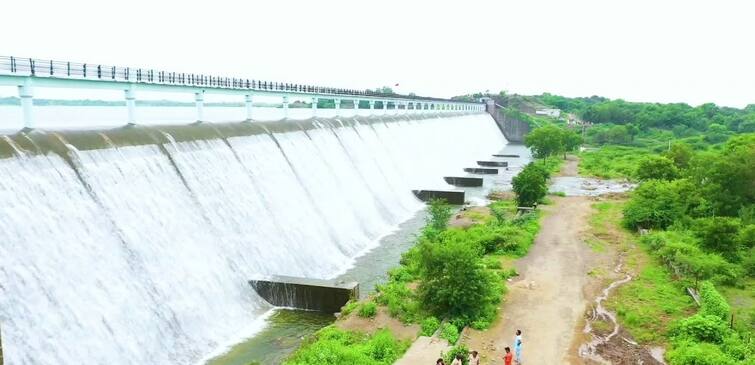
[0,113,506,364]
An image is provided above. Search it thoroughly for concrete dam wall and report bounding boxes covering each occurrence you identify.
[0,112,507,364]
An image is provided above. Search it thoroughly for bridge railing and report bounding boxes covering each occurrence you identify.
[0,56,461,103]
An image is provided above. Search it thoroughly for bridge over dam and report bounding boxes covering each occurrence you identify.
[0,56,528,364]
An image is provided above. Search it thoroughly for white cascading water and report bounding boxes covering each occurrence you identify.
[0,113,507,364]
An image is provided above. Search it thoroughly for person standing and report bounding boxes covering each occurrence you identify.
[468,350,480,365]
[514,329,523,364]
[503,347,513,365]
[451,354,463,365]
[436,358,446,365]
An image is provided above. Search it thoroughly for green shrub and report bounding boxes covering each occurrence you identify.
[666,340,737,365]
[428,198,453,230]
[284,327,408,365]
[481,256,502,270]
[440,323,460,344]
[420,316,440,336]
[623,179,693,229]
[635,155,679,181]
[417,238,502,326]
[341,300,359,316]
[671,314,729,343]
[359,302,377,318]
[646,232,740,286]
[374,281,419,323]
[693,217,743,262]
[512,162,549,207]
[699,281,731,321]
[443,344,470,365]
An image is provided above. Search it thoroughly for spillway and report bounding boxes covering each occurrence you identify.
[0,112,507,364]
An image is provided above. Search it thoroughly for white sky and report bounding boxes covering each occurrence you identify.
[1,0,754,107]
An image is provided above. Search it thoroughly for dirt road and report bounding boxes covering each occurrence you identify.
[463,157,600,364]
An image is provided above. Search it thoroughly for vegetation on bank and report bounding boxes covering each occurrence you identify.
[367,198,540,330]
[524,94,755,364]
[283,327,408,365]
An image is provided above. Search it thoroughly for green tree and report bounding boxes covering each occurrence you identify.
[512,162,549,207]
[693,217,742,262]
[623,179,692,229]
[417,239,500,324]
[560,128,583,157]
[635,155,679,181]
[427,199,453,231]
[524,125,564,158]
[665,142,694,169]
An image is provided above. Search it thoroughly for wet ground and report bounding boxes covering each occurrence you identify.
[550,177,635,197]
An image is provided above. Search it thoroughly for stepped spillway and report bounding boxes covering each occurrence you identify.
[0,113,506,364]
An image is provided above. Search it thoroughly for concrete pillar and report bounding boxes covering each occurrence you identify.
[312,97,318,117]
[125,87,136,124]
[18,79,34,128]
[245,94,253,120]
[195,92,204,121]
[369,100,375,116]
[334,99,341,115]
[282,96,289,119]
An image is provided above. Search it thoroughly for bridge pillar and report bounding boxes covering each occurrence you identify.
[353,100,359,116]
[334,99,341,116]
[282,96,289,119]
[369,100,375,115]
[18,79,34,129]
[245,94,253,120]
[125,86,136,124]
[383,100,388,114]
[195,92,204,121]
[312,97,318,117]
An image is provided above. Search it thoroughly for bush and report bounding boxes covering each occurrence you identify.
[428,199,453,231]
[692,217,743,262]
[699,281,731,321]
[623,179,693,229]
[359,302,377,318]
[440,323,460,344]
[443,344,470,365]
[340,300,359,316]
[512,162,549,207]
[666,340,737,365]
[648,233,739,286]
[284,327,408,365]
[420,316,440,336]
[671,314,729,343]
[635,155,679,181]
[417,238,502,326]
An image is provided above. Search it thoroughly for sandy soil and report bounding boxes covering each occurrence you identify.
[560,155,580,177]
[336,307,419,342]
[462,196,600,364]
[449,206,491,229]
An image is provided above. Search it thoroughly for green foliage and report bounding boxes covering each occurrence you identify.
[417,237,502,327]
[374,280,420,323]
[341,300,359,316]
[427,199,453,231]
[635,155,679,181]
[699,281,731,321]
[623,180,694,229]
[420,316,440,336]
[284,327,408,365]
[693,217,743,262]
[443,344,470,365]
[579,145,651,179]
[667,340,737,365]
[512,162,549,207]
[524,124,582,158]
[439,323,460,344]
[671,314,729,343]
[665,142,694,169]
[358,302,377,318]
[644,231,739,286]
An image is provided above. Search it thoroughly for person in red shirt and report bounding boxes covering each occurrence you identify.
[503,347,513,365]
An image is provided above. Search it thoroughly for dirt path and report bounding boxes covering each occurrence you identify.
[463,196,597,364]
[560,155,579,177]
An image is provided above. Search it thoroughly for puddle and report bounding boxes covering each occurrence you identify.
[550,177,635,197]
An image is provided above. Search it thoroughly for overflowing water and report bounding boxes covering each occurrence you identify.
[0,113,506,364]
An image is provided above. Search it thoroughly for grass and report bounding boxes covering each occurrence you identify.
[284,326,409,365]
[719,278,755,338]
[606,263,696,344]
[579,145,650,179]
[586,200,696,345]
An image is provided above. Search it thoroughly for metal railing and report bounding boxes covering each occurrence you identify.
[0,56,472,103]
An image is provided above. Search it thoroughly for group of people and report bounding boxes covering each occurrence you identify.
[435,330,523,365]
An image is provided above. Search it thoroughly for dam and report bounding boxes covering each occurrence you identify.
[0,57,513,364]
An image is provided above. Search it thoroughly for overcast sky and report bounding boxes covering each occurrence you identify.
[1,0,753,107]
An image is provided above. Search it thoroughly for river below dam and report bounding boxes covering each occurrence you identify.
[0,110,521,364]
